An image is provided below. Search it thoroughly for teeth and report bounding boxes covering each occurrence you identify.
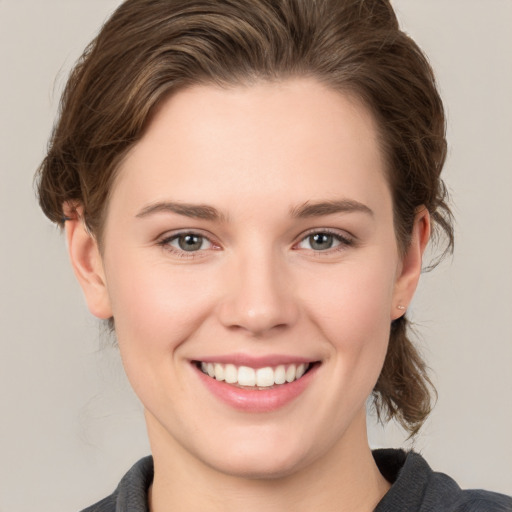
[199,362,311,388]
[256,367,274,387]
[274,365,286,385]
[214,363,225,382]
[238,366,256,386]
[285,365,296,383]
[225,364,238,384]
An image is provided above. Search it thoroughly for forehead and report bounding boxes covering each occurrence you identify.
[110,78,390,220]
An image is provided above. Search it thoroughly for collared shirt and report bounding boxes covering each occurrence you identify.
[80,449,512,511]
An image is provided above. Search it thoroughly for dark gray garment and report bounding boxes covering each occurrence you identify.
[80,450,512,511]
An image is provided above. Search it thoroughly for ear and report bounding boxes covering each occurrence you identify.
[391,207,431,321]
[64,205,112,319]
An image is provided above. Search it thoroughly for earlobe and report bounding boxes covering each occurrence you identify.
[391,208,431,321]
[64,205,112,320]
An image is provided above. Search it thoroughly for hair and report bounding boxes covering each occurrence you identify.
[36,0,453,436]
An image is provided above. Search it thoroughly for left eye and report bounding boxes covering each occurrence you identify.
[297,232,346,251]
[165,233,213,252]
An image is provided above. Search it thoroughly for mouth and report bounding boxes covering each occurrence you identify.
[193,358,320,412]
[194,361,316,390]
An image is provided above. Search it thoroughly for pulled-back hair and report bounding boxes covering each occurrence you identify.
[36,0,453,436]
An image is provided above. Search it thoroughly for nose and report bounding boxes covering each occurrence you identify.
[216,248,299,336]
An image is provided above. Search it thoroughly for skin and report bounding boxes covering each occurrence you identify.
[66,78,429,512]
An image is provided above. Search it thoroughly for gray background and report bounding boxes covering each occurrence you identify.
[1,1,511,510]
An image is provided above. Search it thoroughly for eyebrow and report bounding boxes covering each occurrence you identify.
[136,201,226,221]
[289,199,374,218]
[135,198,373,222]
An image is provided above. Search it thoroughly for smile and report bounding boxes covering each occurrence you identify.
[198,362,311,388]
[193,357,320,412]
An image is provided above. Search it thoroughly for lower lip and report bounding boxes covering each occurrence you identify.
[194,363,319,413]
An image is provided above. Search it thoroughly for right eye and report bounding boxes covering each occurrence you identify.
[158,232,216,257]
[299,232,341,251]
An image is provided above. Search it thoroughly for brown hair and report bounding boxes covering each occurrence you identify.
[36,0,453,436]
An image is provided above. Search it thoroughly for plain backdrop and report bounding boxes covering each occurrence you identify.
[1,1,511,510]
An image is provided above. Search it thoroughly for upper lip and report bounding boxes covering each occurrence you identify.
[192,353,319,368]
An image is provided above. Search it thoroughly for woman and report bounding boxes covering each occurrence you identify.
[35,0,512,510]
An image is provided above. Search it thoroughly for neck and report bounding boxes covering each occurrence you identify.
[146,409,390,512]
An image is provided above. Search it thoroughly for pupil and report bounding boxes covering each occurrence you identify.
[178,235,202,251]
[311,233,333,250]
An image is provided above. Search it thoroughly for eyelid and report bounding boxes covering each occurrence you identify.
[293,227,356,252]
[155,226,355,259]
[157,229,221,258]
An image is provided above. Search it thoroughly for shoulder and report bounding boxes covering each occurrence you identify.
[373,449,512,512]
[452,489,512,512]
[80,494,117,512]
[79,456,153,512]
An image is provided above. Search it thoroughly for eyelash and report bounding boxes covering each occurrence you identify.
[157,231,217,259]
[157,228,355,259]
[295,228,355,255]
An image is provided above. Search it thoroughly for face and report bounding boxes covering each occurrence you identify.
[69,78,427,479]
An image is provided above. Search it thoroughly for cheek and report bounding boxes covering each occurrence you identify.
[305,259,395,338]
[103,257,224,406]
[105,255,220,352]
[300,256,396,382]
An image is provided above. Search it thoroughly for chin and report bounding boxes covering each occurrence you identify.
[205,447,310,481]
[189,425,322,481]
